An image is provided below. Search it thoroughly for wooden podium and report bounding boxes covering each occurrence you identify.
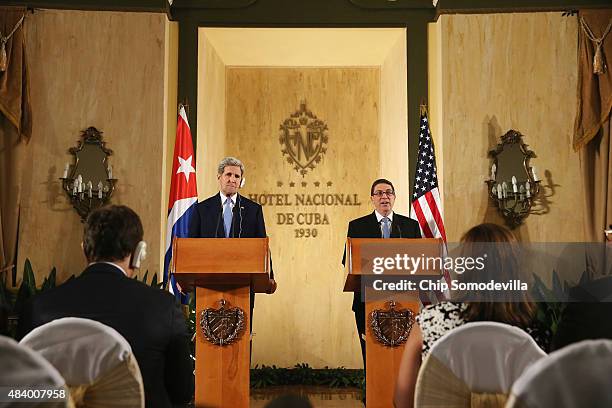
[344,238,443,408]
[172,237,271,408]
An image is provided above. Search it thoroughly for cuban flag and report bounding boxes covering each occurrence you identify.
[163,105,198,300]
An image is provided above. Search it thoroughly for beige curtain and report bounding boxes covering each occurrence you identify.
[0,7,31,280]
[575,10,612,242]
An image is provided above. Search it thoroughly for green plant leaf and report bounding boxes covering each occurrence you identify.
[41,268,57,292]
[13,259,37,317]
[249,365,364,389]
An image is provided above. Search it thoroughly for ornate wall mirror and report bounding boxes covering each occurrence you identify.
[60,127,117,221]
[485,129,541,228]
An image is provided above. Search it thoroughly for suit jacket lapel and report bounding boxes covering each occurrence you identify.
[368,212,382,238]
[210,194,223,237]
[230,196,241,238]
[390,216,399,238]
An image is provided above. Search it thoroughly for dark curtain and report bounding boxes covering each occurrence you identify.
[0,7,31,280]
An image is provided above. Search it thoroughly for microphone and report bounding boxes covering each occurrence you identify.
[395,223,403,238]
[214,202,223,238]
[228,196,238,238]
[238,194,244,238]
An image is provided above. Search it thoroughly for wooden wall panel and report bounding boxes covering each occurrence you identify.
[197,32,226,198]
[226,68,380,368]
[161,20,178,274]
[19,10,167,283]
[380,31,410,213]
[432,13,584,243]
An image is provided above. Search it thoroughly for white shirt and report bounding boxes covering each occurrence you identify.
[374,210,394,238]
[219,192,236,216]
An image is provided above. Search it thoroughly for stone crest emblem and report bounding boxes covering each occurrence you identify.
[200,299,246,346]
[369,301,415,347]
[279,100,329,176]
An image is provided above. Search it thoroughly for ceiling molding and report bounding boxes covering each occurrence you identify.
[436,0,612,16]
[1,0,169,13]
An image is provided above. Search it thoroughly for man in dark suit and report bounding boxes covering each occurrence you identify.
[18,205,193,408]
[343,178,421,368]
[188,156,276,309]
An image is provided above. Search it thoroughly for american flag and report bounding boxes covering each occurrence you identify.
[410,108,447,241]
[163,105,198,301]
[410,107,449,301]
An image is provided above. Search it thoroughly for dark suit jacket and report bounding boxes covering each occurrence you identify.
[343,211,422,312]
[18,263,193,408]
[188,193,273,280]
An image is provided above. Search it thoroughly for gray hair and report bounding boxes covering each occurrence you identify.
[217,157,244,176]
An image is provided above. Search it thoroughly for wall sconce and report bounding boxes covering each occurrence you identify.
[485,130,541,228]
[60,127,117,221]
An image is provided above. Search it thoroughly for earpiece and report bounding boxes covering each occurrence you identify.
[240,176,246,188]
[130,241,147,269]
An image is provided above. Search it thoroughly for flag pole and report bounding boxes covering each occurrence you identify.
[179,99,190,118]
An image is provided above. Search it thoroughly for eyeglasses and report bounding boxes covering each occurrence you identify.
[372,190,395,197]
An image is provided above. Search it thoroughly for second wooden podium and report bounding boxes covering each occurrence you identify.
[344,237,443,408]
[172,237,271,408]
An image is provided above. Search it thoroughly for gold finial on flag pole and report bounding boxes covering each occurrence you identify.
[419,100,428,116]
[179,99,190,118]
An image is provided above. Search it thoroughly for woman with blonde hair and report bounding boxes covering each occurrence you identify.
[393,223,550,408]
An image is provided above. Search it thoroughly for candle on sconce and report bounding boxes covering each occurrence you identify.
[97,181,103,199]
[491,163,497,181]
[502,182,508,198]
[62,163,69,179]
[72,181,78,195]
[87,181,93,198]
[519,185,525,201]
[492,185,497,195]
[525,181,531,198]
[107,165,113,179]
[497,185,502,200]
[532,166,539,182]
[512,176,518,193]
[77,175,83,193]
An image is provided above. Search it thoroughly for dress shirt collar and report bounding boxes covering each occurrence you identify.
[219,191,237,206]
[374,210,394,223]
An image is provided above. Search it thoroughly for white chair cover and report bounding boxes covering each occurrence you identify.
[415,322,547,408]
[20,318,144,408]
[0,335,69,407]
[506,339,612,408]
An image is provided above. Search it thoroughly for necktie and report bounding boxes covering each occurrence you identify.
[224,197,233,238]
[382,217,390,239]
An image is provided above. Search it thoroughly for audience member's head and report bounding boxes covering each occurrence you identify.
[456,223,535,326]
[82,205,143,265]
[264,394,313,408]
